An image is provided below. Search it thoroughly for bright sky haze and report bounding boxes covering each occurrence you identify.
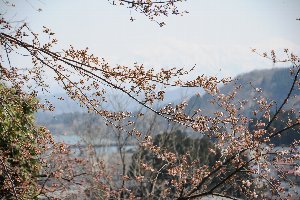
[4,0,300,80]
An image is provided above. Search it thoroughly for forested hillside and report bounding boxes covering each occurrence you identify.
[187,67,300,117]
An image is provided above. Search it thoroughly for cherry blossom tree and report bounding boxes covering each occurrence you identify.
[0,1,299,199]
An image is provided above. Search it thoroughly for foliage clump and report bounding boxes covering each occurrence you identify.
[0,84,53,199]
[128,131,222,198]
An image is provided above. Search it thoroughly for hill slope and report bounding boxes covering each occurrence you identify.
[187,67,300,118]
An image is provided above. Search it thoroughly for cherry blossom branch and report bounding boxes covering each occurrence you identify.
[265,66,300,131]
[0,157,19,199]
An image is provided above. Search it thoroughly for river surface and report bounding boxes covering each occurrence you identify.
[53,134,137,154]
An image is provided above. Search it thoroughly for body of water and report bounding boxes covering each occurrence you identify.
[53,134,137,154]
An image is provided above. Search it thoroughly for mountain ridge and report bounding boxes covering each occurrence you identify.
[187,67,300,118]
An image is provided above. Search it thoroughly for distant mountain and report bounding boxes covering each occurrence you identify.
[36,67,300,146]
[35,86,203,140]
[37,86,203,115]
[187,67,300,118]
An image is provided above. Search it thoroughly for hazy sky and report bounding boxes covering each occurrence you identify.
[4,0,300,80]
